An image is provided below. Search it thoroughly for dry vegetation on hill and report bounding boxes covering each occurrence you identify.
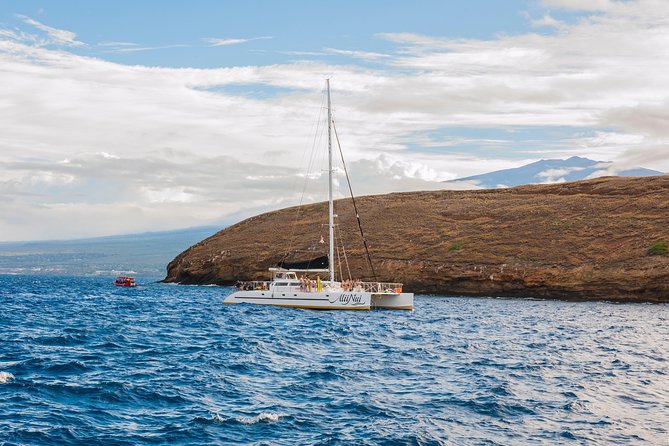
[164,176,669,302]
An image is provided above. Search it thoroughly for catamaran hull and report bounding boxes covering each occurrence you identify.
[224,290,413,310]
[371,293,414,310]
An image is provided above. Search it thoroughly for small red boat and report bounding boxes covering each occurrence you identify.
[114,276,138,287]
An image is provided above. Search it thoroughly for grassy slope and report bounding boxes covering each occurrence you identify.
[165,177,669,301]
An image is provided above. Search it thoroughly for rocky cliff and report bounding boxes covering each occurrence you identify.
[164,176,669,302]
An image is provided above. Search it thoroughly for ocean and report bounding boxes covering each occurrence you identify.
[0,274,667,445]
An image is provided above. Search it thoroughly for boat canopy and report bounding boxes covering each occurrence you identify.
[275,255,328,271]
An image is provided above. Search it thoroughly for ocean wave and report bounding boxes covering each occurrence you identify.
[2,274,668,445]
[196,411,285,426]
[45,360,89,374]
[35,334,87,346]
[128,386,191,405]
[0,371,14,384]
[14,357,47,372]
[238,412,284,424]
[563,400,590,413]
[28,380,133,405]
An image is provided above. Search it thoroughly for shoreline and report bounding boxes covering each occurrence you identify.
[163,276,669,304]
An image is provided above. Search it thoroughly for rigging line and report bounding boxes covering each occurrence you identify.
[334,224,342,282]
[294,88,327,200]
[280,86,327,262]
[336,222,352,281]
[332,119,378,281]
[335,245,343,282]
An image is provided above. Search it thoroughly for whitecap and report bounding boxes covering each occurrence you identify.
[211,413,226,423]
[238,412,283,424]
[0,371,14,384]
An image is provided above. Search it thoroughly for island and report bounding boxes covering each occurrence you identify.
[164,176,669,302]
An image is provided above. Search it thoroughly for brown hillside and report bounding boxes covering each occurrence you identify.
[164,176,669,302]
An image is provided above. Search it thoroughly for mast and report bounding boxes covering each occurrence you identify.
[327,79,335,284]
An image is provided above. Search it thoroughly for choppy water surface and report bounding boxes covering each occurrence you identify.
[0,275,667,445]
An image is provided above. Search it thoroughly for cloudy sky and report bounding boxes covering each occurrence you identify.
[1,0,668,241]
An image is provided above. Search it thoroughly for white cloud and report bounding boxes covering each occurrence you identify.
[585,169,614,179]
[105,43,191,53]
[98,41,139,47]
[601,104,669,139]
[277,50,329,57]
[541,0,616,11]
[2,1,669,240]
[537,167,584,183]
[0,148,469,240]
[530,14,569,31]
[204,36,272,46]
[324,47,390,61]
[17,14,85,47]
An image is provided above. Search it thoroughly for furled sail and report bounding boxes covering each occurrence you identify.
[276,255,328,270]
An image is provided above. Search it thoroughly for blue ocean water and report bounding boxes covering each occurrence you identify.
[0,275,667,445]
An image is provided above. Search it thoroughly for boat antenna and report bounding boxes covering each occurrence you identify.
[332,119,378,282]
[327,79,335,284]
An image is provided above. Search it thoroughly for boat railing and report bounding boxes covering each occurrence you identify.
[235,280,403,293]
[235,281,270,291]
[359,282,403,293]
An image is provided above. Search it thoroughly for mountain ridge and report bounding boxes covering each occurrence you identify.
[449,156,663,189]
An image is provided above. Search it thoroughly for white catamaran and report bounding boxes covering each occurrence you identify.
[223,80,413,310]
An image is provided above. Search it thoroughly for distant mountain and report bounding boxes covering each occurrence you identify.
[0,226,219,278]
[449,156,664,189]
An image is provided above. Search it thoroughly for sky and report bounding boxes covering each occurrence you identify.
[1,0,669,241]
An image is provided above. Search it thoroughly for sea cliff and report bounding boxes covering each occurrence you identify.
[164,176,669,302]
